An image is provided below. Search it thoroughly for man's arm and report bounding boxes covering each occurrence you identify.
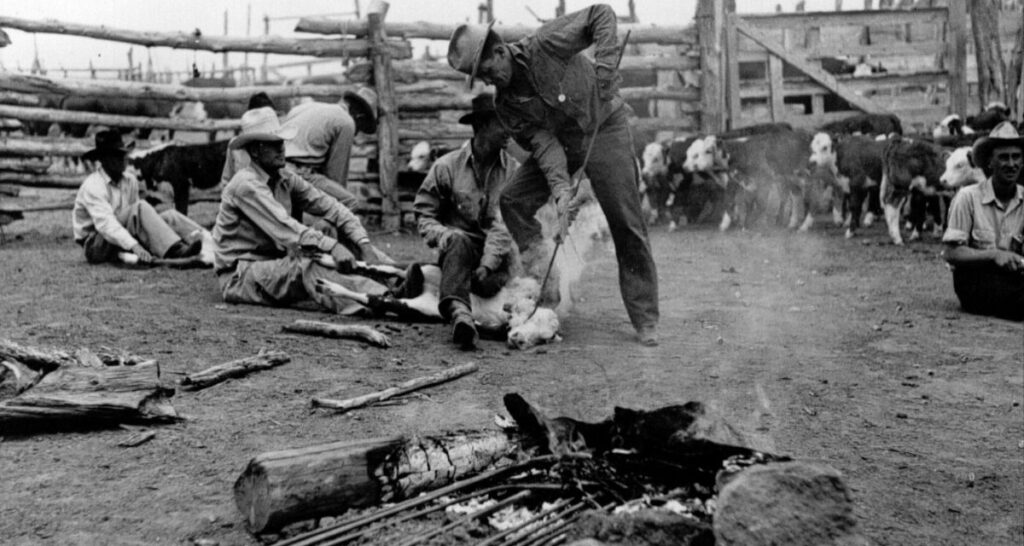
[288,171,370,247]
[942,188,1024,272]
[520,128,572,199]
[78,180,139,251]
[534,4,620,91]
[413,161,455,248]
[231,175,340,254]
[480,213,513,273]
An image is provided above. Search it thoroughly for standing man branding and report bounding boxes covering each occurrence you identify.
[447,4,660,346]
[72,130,206,265]
[414,93,519,350]
[212,107,391,315]
[942,121,1024,320]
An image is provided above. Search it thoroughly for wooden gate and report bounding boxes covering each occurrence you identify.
[701,0,969,133]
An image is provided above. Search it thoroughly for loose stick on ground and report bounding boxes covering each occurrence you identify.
[180,351,290,391]
[283,320,391,348]
[311,363,478,412]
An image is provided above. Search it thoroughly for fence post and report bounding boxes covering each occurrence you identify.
[947,0,967,115]
[697,0,726,133]
[368,0,401,231]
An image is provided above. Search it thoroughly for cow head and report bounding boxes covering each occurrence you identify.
[640,142,670,190]
[808,132,837,173]
[407,140,436,172]
[683,135,726,173]
[940,147,985,189]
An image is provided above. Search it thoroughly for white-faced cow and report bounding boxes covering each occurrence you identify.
[940,147,986,190]
[809,133,889,238]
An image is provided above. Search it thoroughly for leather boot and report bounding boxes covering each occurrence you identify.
[163,238,201,259]
[449,301,478,350]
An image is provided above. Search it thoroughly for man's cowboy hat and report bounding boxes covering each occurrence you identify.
[343,86,379,134]
[972,121,1024,169]
[82,129,135,161]
[447,21,502,90]
[228,107,297,150]
[458,93,498,125]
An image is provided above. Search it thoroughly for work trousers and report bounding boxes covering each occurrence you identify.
[218,256,387,316]
[438,232,509,320]
[951,265,1024,321]
[287,162,360,221]
[499,107,659,330]
[81,201,203,264]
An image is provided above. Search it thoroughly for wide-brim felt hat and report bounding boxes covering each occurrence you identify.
[229,106,297,150]
[82,129,135,161]
[972,121,1024,168]
[458,92,498,125]
[448,20,502,90]
[342,85,379,134]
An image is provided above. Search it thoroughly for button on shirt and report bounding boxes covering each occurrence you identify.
[413,142,519,272]
[942,178,1024,252]
[72,168,142,250]
[213,162,368,271]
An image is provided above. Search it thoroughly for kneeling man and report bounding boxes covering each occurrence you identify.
[213,107,392,314]
[414,93,519,349]
[73,130,205,264]
[942,121,1024,320]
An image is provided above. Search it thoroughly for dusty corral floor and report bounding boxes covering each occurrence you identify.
[1,201,1022,546]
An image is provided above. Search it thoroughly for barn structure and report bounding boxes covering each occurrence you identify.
[0,0,1021,229]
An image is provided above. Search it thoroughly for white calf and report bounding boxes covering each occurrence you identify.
[940,147,985,189]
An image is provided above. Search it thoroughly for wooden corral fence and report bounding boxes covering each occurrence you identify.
[698,0,970,133]
[0,2,699,229]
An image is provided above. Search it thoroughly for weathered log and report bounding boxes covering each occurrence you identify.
[233,430,520,533]
[0,136,92,156]
[0,339,76,372]
[0,360,42,399]
[312,362,479,412]
[0,172,83,188]
[0,362,179,431]
[0,197,76,214]
[346,60,466,84]
[0,104,241,133]
[282,320,391,348]
[0,157,52,173]
[0,91,41,107]
[179,350,291,391]
[295,18,699,46]
[0,15,412,59]
[0,183,22,196]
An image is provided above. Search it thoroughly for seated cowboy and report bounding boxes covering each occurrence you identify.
[942,121,1024,321]
[212,106,406,315]
[72,130,207,265]
[413,93,519,349]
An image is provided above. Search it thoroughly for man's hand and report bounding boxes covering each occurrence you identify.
[130,244,154,263]
[330,244,356,273]
[554,191,579,238]
[994,250,1024,274]
[474,265,491,284]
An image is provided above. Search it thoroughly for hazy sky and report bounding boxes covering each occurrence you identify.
[0,0,841,79]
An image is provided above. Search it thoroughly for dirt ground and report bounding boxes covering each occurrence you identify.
[1,200,1022,546]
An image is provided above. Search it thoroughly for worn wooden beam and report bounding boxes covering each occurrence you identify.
[0,15,411,59]
[734,18,886,114]
[741,7,947,29]
[0,172,82,188]
[0,104,241,133]
[0,91,41,107]
[697,0,726,133]
[725,2,742,130]
[369,1,401,232]
[295,18,699,45]
[947,0,968,116]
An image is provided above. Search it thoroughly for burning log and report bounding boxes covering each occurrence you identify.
[282,320,391,348]
[0,361,179,432]
[311,363,478,412]
[233,430,521,534]
[179,350,290,391]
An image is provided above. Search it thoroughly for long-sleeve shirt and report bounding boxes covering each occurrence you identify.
[212,162,369,271]
[495,3,625,198]
[413,142,519,272]
[72,168,142,250]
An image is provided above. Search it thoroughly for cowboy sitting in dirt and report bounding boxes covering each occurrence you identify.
[72,129,208,265]
[942,121,1024,320]
[211,107,416,315]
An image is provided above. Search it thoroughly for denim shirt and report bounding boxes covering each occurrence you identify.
[495,4,625,197]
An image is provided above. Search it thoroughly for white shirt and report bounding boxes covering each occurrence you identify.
[72,168,141,250]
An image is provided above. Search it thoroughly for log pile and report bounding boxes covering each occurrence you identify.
[0,339,178,433]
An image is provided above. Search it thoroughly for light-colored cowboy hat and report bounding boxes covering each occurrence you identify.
[342,85,379,134]
[447,20,502,90]
[971,121,1024,168]
[228,107,297,150]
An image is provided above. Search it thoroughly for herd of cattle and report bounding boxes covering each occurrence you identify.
[639,102,1024,245]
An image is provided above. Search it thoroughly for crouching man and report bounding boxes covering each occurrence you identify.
[73,130,205,264]
[413,93,519,349]
[213,106,394,314]
[942,121,1024,320]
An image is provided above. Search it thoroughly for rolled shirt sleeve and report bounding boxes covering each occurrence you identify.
[414,162,454,248]
[942,187,973,246]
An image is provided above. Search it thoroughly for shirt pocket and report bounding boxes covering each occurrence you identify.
[972,227,996,248]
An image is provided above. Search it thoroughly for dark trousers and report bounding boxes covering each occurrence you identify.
[438,232,508,320]
[81,231,121,264]
[499,107,659,330]
[952,265,1024,321]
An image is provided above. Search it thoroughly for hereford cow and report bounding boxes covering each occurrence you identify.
[880,136,948,245]
[966,102,1011,133]
[130,140,230,214]
[809,133,888,238]
[819,113,902,137]
[939,147,986,189]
